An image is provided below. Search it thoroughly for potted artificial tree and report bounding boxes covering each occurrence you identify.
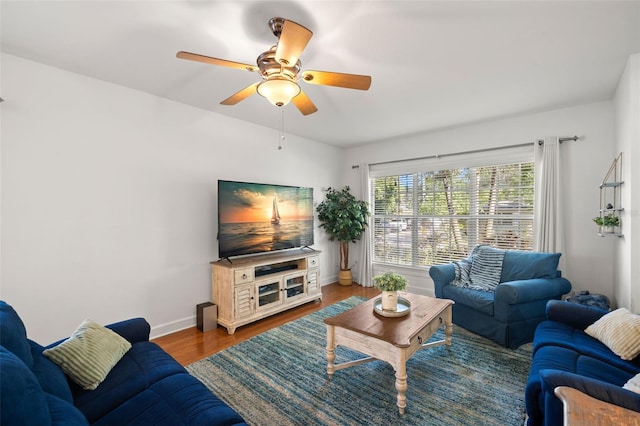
[316,186,370,285]
[373,272,408,311]
[593,214,620,234]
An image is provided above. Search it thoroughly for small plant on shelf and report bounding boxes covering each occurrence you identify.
[593,214,620,228]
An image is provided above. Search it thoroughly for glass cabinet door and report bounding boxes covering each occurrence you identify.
[284,272,306,300]
[256,278,282,310]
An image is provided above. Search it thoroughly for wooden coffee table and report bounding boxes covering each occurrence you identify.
[555,386,640,425]
[324,293,454,414]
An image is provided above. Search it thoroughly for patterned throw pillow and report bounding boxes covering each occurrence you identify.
[585,308,640,361]
[469,245,506,292]
[43,319,131,390]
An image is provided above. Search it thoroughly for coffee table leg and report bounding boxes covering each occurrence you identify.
[326,324,335,379]
[444,305,453,347]
[395,353,408,415]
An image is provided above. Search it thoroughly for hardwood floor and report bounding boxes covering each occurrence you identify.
[153,283,380,366]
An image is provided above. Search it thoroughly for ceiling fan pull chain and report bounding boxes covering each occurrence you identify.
[278,109,285,150]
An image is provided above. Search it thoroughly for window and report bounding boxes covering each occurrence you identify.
[372,162,534,267]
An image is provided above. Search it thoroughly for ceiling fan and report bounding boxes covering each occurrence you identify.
[176,17,372,115]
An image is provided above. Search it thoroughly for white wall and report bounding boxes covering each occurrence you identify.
[0,54,343,343]
[614,53,640,312]
[343,102,617,300]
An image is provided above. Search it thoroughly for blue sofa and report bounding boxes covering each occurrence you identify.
[0,301,247,426]
[525,300,640,425]
[430,249,571,349]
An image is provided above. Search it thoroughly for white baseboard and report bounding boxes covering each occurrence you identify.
[150,316,195,340]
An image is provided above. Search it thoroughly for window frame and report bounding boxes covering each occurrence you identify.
[369,146,535,268]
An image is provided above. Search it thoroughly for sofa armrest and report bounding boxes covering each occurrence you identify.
[428,264,456,298]
[545,299,608,330]
[495,277,571,305]
[105,318,150,344]
[540,369,640,414]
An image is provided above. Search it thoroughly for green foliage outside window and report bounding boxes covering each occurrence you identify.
[373,162,534,267]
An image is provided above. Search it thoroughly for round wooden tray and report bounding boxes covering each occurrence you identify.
[373,296,411,317]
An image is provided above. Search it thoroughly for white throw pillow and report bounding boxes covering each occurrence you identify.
[623,373,640,394]
[585,308,640,361]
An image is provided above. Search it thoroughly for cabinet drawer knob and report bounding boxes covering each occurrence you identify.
[242,273,247,279]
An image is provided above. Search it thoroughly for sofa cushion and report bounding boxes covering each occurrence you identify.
[585,308,640,361]
[500,251,560,282]
[469,245,505,291]
[0,301,34,367]
[0,346,51,426]
[45,394,88,426]
[533,320,640,375]
[71,341,188,423]
[442,285,494,316]
[92,373,247,426]
[44,319,132,390]
[29,340,73,403]
[530,345,634,386]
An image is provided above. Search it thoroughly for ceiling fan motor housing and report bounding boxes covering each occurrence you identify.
[257,47,301,81]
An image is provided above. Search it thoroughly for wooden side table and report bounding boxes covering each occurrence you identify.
[554,386,640,425]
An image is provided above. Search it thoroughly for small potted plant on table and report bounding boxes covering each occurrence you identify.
[373,272,408,311]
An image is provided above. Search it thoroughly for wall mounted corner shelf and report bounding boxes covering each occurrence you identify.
[596,153,623,238]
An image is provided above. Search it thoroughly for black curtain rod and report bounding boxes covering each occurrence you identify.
[539,135,580,145]
[352,135,580,169]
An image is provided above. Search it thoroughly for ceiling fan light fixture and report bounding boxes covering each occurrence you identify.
[257,77,301,107]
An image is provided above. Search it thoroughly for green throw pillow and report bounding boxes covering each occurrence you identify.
[43,319,131,390]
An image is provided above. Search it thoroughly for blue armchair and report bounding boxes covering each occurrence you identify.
[429,249,571,349]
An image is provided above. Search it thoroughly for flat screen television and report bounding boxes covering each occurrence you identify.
[217,180,314,259]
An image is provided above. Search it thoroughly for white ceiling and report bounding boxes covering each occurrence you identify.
[2,1,639,147]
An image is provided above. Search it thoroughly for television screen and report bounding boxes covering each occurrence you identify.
[217,180,314,258]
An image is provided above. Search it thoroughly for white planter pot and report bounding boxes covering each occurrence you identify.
[600,226,616,234]
[381,291,399,311]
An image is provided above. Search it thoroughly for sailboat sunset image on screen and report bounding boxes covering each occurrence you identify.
[217,180,314,259]
[271,195,281,225]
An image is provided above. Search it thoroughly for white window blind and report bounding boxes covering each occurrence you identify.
[371,148,534,267]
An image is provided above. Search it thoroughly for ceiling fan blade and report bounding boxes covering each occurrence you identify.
[220,82,260,105]
[275,20,313,67]
[177,51,258,72]
[291,90,318,115]
[301,70,371,90]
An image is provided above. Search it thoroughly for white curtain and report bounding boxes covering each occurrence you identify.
[534,137,566,269]
[357,163,373,287]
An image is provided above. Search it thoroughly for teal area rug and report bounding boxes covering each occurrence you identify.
[186,297,532,426]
